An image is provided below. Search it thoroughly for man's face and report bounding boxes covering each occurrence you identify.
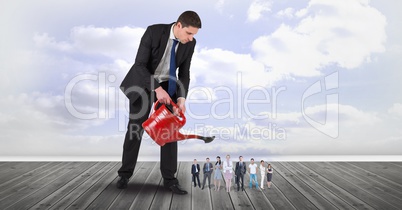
[206,159,209,163]
[176,22,198,44]
[239,157,243,161]
[251,160,254,164]
[194,160,197,164]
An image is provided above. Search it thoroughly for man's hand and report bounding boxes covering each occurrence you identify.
[174,97,186,116]
[155,86,171,105]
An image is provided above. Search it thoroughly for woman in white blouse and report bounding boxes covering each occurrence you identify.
[222,154,233,192]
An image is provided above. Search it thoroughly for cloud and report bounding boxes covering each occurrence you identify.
[388,103,402,117]
[252,0,387,77]
[192,47,283,89]
[276,8,295,19]
[34,26,145,61]
[247,0,272,22]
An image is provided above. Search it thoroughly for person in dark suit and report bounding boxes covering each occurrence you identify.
[202,157,214,189]
[191,159,201,188]
[235,156,247,191]
[116,11,202,195]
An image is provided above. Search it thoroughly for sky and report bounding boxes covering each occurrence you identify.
[1,0,401,160]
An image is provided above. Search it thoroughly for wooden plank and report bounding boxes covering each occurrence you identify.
[148,184,173,210]
[242,170,275,210]
[81,162,145,209]
[0,162,49,181]
[342,162,402,193]
[49,162,119,209]
[129,162,162,210]
[1,161,400,210]
[28,162,111,210]
[209,169,234,210]
[332,162,402,202]
[269,163,318,210]
[302,162,398,210]
[389,162,402,168]
[65,162,142,210]
[273,162,337,210]
[192,162,213,210]
[7,162,96,209]
[170,162,192,210]
[0,162,62,194]
[324,162,402,209]
[261,182,296,210]
[280,162,354,209]
[0,162,81,209]
[2,162,94,209]
[148,162,174,210]
[289,162,374,210]
[108,162,157,209]
[349,162,402,185]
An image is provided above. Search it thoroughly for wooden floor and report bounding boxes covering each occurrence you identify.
[0,162,401,210]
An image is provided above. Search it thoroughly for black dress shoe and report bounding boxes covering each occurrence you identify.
[116,176,128,189]
[169,184,188,195]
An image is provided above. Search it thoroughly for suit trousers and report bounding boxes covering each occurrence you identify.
[118,82,179,187]
[202,171,212,188]
[236,173,244,190]
[192,173,201,187]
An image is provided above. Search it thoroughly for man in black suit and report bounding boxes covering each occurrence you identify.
[202,157,213,189]
[191,159,201,188]
[117,11,201,195]
[235,156,247,191]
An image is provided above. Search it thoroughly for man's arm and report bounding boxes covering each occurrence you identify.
[120,26,157,101]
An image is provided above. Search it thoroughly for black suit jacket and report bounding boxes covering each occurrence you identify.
[235,162,247,176]
[191,164,200,175]
[120,23,196,102]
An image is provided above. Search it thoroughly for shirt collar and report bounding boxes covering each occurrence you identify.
[170,23,178,41]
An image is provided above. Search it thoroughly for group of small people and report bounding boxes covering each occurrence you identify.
[191,155,273,192]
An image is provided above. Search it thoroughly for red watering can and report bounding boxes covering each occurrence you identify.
[142,101,215,146]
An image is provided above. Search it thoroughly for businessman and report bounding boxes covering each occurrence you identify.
[202,157,214,189]
[191,159,201,188]
[117,11,201,195]
[235,156,247,191]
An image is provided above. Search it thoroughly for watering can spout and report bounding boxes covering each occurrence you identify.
[142,102,215,147]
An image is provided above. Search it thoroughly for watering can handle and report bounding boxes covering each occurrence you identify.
[153,101,186,121]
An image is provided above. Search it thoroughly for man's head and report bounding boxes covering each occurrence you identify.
[239,156,243,161]
[206,157,210,162]
[251,158,254,164]
[193,159,197,164]
[174,11,201,44]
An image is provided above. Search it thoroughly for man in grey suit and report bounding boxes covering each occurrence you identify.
[202,157,214,189]
[117,11,201,195]
[235,156,247,191]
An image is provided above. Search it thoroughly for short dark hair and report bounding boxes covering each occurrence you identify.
[177,11,202,28]
[251,158,254,161]
[206,157,210,160]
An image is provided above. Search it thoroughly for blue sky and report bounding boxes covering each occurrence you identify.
[1,0,401,160]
